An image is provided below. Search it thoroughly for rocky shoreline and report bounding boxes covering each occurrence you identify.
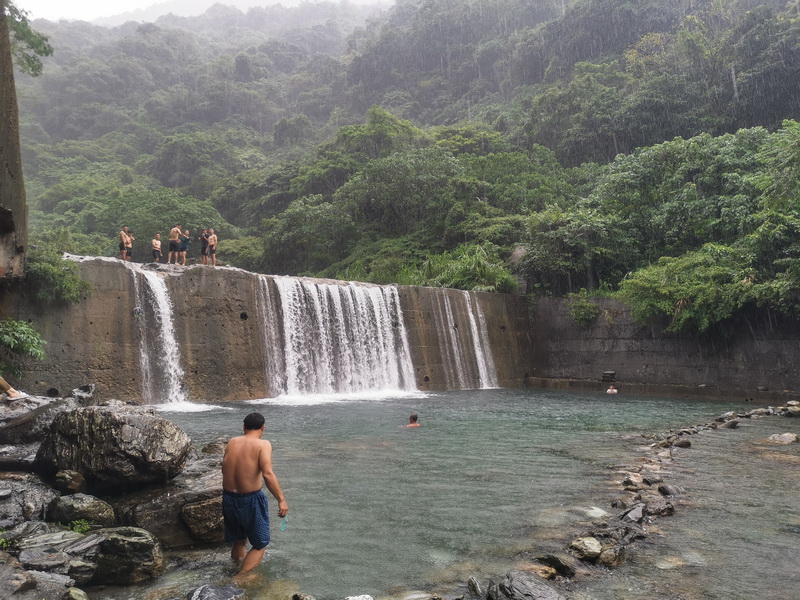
[1,388,798,600]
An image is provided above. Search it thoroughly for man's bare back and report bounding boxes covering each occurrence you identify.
[222,435,274,494]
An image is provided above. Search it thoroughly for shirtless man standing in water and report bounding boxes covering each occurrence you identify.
[222,412,289,581]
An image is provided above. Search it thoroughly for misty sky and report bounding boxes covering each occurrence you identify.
[18,0,157,21]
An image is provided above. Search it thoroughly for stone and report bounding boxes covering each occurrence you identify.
[658,484,682,497]
[292,594,318,600]
[53,470,87,494]
[620,504,645,523]
[722,419,740,429]
[111,454,223,549]
[498,570,566,600]
[0,472,59,525]
[535,554,576,578]
[181,496,224,541]
[786,406,800,417]
[91,527,164,585]
[0,443,39,471]
[766,433,799,444]
[47,493,116,527]
[622,472,646,490]
[70,384,96,405]
[0,557,37,597]
[0,398,77,445]
[524,564,557,579]
[35,405,192,494]
[467,575,483,597]
[787,400,800,407]
[596,545,626,567]
[67,588,90,600]
[201,438,227,454]
[673,438,692,448]
[568,537,602,561]
[189,584,246,600]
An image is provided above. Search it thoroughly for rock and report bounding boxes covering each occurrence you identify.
[47,493,116,527]
[642,473,663,485]
[14,525,163,586]
[596,545,626,567]
[622,472,646,490]
[498,570,566,600]
[722,419,740,429]
[787,406,800,417]
[0,442,39,471]
[201,438,227,454]
[111,455,223,549]
[673,438,691,448]
[787,400,800,407]
[0,398,77,445]
[524,564,557,579]
[535,554,577,578]
[70,385,96,405]
[766,433,799,444]
[643,497,674,517]
[657,484,682,497]
[0,472,59,525]
[181,496,224,541]
[292,594,318,600]
[35,405,192,494]
[66,588,90,600]
[345,596,374,600]
[620,504,645,523]
[467,575,483,597]
[91,527,164,585]
[0,556,37,597]
[567,537,602,561]
[188,584,246,600]
[53,470,87,494]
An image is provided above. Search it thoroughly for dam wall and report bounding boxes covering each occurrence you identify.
[7,258,798,402]
[9,259,534,401]
[527,297,800,399]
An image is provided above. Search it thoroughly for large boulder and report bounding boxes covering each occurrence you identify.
[111,455,223,549]
[0,472,59,526]
[35,405,191,494]
[0,398,77,445]
[498,570,566,600]
[14,525,163,586]
[47,494,116,527]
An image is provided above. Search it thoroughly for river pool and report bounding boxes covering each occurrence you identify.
[89,388,800,600]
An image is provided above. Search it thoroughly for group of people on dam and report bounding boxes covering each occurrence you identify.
[119,225,218,266]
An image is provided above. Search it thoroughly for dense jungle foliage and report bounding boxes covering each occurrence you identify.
[9,0,800,334]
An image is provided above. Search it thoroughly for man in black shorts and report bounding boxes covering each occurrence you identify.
[168,224,182,264]
[198,229,210,265]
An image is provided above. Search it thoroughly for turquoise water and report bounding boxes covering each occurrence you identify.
[91,389,800,599]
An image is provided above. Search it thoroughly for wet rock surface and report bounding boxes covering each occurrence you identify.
[35,404,192,494]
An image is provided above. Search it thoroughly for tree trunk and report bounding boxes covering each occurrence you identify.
[0,0,28,279]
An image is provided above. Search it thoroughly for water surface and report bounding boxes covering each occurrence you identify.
[94,389,799,599]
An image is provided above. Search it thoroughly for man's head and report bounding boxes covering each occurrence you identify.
[209,228,215,234]
[155,233,160,238]
[122,226,128,232]
[243,412,265,431]
[409,413,418,424]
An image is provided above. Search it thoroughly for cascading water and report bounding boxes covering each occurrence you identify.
[430,288,499,390]
[129,265,188,403]
[258,276,416,396]
[463,291,498,389]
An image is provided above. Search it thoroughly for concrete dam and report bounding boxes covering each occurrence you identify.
[13,258,533,402]
[9,258,799,402]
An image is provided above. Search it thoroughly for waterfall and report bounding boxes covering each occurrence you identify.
[429,289,499,390]
[463,291,498,389]
[129,266,188,403]
[258,276,416,396]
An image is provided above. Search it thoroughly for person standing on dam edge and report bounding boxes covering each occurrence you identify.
[221,412,289,582]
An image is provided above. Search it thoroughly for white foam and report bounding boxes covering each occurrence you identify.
[153,401,233,413]
[247,390,431,406]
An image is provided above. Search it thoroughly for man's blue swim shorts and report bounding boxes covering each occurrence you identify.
[222,489,271,550]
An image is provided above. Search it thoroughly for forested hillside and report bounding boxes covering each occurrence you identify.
[11,0,800,334]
